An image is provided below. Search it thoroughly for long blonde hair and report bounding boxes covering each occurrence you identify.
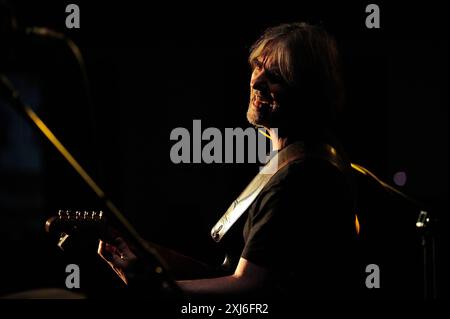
[249,22,345,127]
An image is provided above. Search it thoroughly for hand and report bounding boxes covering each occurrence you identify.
[97,237,137,285]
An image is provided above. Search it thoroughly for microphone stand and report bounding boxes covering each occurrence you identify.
[0,74,181,299]
[416,210,437,299]
[352,164,437,299]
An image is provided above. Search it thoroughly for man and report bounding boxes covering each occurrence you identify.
[99,22,359,299]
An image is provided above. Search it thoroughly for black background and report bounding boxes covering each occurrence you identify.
[0,0,448,300]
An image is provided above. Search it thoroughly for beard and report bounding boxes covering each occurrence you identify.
[247,102,268,127]
[247,94,281,128]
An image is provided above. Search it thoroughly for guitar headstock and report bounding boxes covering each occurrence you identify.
[45,210,107,250]
[45,210,106,233]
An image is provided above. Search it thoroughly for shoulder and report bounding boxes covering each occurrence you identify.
[265,156,346,191]
[250,156,353,219]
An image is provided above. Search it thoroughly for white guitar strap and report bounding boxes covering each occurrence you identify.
[210,141,351,242]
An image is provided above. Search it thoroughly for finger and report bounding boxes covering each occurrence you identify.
[98,239,118,254]
[97,240,105,256]
[115,237,129,251]
[110,252,129,269]
[115,238,132,256]
[105,242,118,254]
[98,241,117,263]
[115,238,138,261]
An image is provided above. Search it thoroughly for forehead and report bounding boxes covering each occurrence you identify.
[251,49,277,67]
[250,40,286,69]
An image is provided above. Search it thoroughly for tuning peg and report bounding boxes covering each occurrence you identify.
[89,211,102,220]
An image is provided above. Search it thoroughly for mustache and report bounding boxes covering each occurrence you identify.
[252,90,272,101]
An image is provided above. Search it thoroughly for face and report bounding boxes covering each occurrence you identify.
[247,55,289,128]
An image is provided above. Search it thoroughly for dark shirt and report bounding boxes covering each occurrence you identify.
[242,147,359,298]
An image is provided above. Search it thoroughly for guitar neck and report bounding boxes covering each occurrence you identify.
[45,210,226,281]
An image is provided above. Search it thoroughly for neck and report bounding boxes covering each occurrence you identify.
[268,128,290,151]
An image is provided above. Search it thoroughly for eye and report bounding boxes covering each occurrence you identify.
[251,59,263,70]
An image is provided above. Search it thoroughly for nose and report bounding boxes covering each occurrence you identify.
[251,67,268,91]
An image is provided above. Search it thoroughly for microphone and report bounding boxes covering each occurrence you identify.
[23,26,85,73]
[0,1,68,42]
[1,21,90,120]
[0,3,61,41]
